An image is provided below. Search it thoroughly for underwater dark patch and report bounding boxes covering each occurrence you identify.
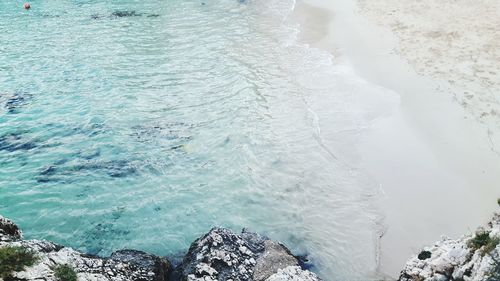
[111,10,142,18]
[36,177,55,183]
[92,11,161,20]
[77,149,101,160]
[297,254,315,270]
[39,165,57,176]
[44,122,107,138]
[43,159,138,179]
[131,122,193,149]
[80,222,131,255]
[0,132,38,152]
[4,92,33,114]
[104,160,138,178]
[42,14,61,18]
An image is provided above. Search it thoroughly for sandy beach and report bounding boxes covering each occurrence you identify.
[1,1,498,280]
[292,0,500,278]
[360,0,500,134]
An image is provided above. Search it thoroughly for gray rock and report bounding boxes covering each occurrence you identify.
[178,227,320,281]
[0,214,22,241]
[254,241,299,281]
[265,266,322,281]
[1,214,320,281]
[0,215,171,281]
[399,213,500,281]
[109,249,171,281]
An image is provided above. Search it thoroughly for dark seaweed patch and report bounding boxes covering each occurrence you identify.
[36,177,54,183]
[131,122,192,149]
[39,165,57,176]
[38,159,138,182]
[54,158,69,165]
[77,149,101,160]
[0,132,38,152]
[69,160,137,177]
[44,122,107,138]
[111,10,142,18]
[42,14,60,18]
[92,11,160,20]
[36,166,60,183]
[81,222,131,255]
[4,92,32,114]
[103,160,137,178]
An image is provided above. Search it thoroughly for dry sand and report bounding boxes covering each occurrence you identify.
[359,0,500,135]
[291,0,500,278]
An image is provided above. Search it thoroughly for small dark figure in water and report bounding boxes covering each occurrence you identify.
[24,3,30,10]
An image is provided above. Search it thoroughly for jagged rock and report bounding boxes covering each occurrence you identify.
[265,266,322,281]
[399,213,500,281]
[178,228,321,281]
[254,240,300,281]
[109,250,171,281]
[0,215,22,241]
[0,216,171,281]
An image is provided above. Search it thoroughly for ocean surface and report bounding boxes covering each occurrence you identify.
[0,0,396,279]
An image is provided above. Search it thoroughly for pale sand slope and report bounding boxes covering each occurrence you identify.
[359,0,500,145]
[292,0,500,279]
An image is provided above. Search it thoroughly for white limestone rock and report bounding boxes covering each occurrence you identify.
[399,213,500,281]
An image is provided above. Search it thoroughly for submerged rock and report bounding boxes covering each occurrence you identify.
[266,266,322,281]
[399,213,500,281]
[178,227,321,281]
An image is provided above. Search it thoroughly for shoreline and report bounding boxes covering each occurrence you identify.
[291,0,500,278]
[2,211,499,281]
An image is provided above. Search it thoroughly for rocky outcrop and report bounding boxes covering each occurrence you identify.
[178,228,321,281]
[0,215,22,241]
[265,266,322,281]
[399,213,500,281]
[0,215,321,281]
[0,215,172,281]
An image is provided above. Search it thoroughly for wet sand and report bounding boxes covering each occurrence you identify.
[291,0,500,278]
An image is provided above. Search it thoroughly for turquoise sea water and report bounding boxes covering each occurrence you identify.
[1,0,387,279]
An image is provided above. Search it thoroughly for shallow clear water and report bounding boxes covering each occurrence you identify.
[0,0,390,279]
